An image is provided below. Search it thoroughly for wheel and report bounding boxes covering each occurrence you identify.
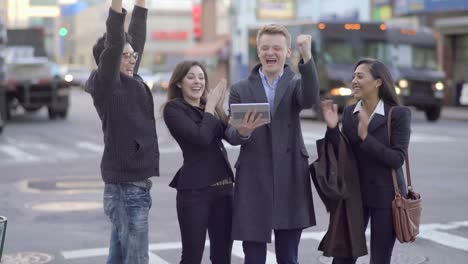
[5,104,11,120]
[58,109,68,119]
[48,107,58,120]
[425,106,441,122]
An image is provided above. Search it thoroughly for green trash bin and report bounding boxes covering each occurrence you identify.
[0,216,7,262]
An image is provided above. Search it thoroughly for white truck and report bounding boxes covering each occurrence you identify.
[3,47,71,120]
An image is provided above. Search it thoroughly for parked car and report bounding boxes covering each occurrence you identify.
[4,57,71,120]
[153,71,172,93]
[137,68,158,91]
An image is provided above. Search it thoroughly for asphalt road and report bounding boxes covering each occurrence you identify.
[0,89,467,264]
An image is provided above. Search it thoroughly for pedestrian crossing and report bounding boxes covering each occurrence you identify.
[60,220,468,263]
[0,131,457,166]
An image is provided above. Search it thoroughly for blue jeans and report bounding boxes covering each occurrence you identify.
[103,182,152,264]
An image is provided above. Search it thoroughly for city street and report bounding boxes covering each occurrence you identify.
[0,88,467,264]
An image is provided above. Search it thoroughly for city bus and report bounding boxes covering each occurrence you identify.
[247,21,445,121]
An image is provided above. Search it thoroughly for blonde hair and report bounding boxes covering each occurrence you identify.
[256,24,291,47]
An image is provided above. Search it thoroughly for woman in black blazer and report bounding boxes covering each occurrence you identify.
[321,59,411,264]
[163,61,234,264]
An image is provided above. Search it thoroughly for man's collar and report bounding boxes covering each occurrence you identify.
[258,67,284,83]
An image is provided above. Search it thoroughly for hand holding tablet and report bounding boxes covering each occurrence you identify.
[229,103,270,137]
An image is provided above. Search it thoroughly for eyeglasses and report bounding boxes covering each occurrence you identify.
[122,51,139,60]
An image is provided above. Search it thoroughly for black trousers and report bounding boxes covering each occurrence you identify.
[243,228,303,264]
[332,206,396,264]
[176,184,233,264]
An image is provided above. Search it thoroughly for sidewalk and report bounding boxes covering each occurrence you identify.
[441,106,468,122]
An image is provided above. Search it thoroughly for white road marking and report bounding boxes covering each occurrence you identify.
[0,132,457,165]
[61,220,468,262]
[76,141,103,152]
[0,145,39,162]
[410,134,455,143]
[149,252,170,264]
[419,229,468,252]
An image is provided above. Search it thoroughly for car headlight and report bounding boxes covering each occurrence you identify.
[435,81,444,91]
[330,87,352,96]
[395,86,401,95]
[146,80,154,89]
[64,74,74,82]
[398,79,408,89]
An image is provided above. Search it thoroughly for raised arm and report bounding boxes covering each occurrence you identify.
[96,0,126,92]
[128,0,147,74]
[294,35,319,109]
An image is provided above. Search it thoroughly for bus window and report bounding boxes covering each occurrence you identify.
[322,39,355,64]
[362,41,391,64]
[414,46,437,70]
[390,44,413,68]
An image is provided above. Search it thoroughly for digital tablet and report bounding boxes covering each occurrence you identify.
[230,103,270,125]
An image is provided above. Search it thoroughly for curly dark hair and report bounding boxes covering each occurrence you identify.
[92,32,133,65]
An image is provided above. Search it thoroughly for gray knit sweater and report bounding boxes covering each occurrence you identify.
[85,6,159,183]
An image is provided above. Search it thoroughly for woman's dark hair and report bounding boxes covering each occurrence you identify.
[167,60,209,103]
[92,32,133,65]
[354,58,400,106]
[163,60,228,123]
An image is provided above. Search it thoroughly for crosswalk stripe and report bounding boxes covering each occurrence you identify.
[0,131,457,166]
[418,229,468,252]
[0,145,39,162]
[149,252,170,264]
[61,220,468,262]
[76,141,103,152]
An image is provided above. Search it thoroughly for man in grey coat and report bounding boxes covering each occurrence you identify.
[225,24,319,263]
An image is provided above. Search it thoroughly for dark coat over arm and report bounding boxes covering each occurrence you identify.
[310,133,367,258]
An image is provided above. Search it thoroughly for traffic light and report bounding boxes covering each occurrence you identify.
[59,27,68,37]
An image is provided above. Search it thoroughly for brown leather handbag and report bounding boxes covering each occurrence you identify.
[387,107,422,243]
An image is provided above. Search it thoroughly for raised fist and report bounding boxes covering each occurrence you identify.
[297,34,312,62]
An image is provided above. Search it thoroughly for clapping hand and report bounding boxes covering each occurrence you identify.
[206,79,227,113]
[320,100,338,129]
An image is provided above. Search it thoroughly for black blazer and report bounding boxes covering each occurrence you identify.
[327,102,411,208]
[163,98,234,190]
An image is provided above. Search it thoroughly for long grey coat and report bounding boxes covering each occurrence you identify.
[225,59,319,242]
